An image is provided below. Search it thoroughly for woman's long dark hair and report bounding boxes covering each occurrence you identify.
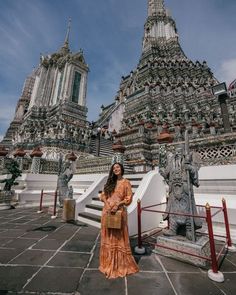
[104,163,124,197]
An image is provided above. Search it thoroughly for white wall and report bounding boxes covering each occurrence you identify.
[128,170,166,236]
[195,165,236,226]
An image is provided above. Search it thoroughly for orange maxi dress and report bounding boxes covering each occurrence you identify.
[99,178,139,279]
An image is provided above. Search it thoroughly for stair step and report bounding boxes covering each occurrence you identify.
[86,204,103,211]
[78,212,101,223]
[131,184,139,188]
[127,177,143,181]
[77,215,101,228]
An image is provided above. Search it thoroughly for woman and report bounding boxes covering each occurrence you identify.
[99,162,139,279]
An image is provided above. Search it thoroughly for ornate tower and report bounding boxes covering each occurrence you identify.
[3,20,91,159]
[1,72,37,148]
[98,0,236,171]
[28,20,88,111]
[142,0,185,63]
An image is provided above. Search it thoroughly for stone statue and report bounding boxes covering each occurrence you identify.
[67,185,73,199]
[160,133,202,241]
[57,160,74,207]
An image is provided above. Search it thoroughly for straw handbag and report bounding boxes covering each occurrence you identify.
[106,210,122,229]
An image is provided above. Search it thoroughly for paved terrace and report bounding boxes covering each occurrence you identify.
[0,207,236,295]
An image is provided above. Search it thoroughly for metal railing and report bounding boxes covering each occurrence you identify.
[136,198,233,281]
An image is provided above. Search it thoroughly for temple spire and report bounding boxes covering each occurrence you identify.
[60,18,71,54]
[64,18,71,47]
[148,0,165,17]
[141,0,186,62]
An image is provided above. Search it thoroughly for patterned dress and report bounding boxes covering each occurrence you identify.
[99,178,139,279]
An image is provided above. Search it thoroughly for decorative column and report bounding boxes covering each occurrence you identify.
[218,94,231,133]
[30,147,43,174]
[112,140,126,166]
[13,148,26,170]
[212,83,231,133]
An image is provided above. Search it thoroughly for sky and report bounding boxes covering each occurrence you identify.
[0,0,236,141]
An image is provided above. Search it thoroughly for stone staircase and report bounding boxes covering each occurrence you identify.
[77,173,145,227]
[90,137,114,157]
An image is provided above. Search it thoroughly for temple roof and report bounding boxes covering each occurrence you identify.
[39,19,87,69]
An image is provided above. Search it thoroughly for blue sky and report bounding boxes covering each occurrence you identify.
[0,0,236,140]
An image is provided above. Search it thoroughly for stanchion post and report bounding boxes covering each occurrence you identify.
[134,199,145,254]
[51,190,58,219]
[206,203,224,282]
[206,203,218,273]
[137,199,142,249]
[37,189,44,213]
[222,198,236,252]
[166,195,169,229]
[222,198,232,247]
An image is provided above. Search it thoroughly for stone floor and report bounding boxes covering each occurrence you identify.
[0,207,236,295]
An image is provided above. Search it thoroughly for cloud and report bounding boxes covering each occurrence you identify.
[216,58,236,86]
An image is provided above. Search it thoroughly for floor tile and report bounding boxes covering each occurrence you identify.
[169,272,223,295]
[61,240,94,252]
[0,266,39,291]
[127,272,175,295]
[47,251,91,268]
[32,238,65,250]
[24,267,83,293]
[157,254,202,272]
[0,248,24,264]
[78,269,125,295]
[10,249,54,265]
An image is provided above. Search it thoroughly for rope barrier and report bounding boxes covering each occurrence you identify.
[136,198,234,283]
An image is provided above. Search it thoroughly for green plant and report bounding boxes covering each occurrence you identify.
[0,159,22,191]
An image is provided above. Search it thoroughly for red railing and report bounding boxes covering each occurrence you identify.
[136,198,232,276]
[37,190,81,218]
[37,189,58,218]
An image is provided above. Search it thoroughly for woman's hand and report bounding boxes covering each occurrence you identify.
[110,203,119,213]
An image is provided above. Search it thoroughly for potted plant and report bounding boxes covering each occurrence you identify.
[0,159,22,209]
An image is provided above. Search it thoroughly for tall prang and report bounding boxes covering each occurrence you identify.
[141,0,186,64]
[2,20,91,159]
[97,0,236,172]
[1,72,37,148]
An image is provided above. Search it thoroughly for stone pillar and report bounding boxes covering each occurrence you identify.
[218,94,231,133]
[30,147,43,174]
